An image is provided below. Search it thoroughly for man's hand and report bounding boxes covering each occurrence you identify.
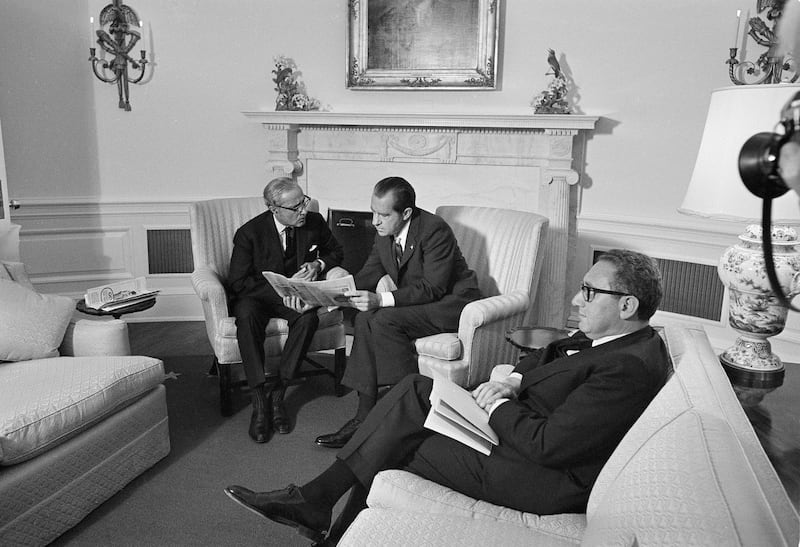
[344,289,381,311]
[779,138,800,201]
[283,295,314,313]
[291,260,322,281]
[472,380,517,410]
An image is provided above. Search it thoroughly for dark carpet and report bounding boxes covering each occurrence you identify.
[51,350,357,546]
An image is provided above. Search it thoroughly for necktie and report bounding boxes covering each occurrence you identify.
[393,238,403,267]
[284,227,295,257]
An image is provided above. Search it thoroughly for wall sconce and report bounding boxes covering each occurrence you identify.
[88,1,150,111]
[727,1,797,85]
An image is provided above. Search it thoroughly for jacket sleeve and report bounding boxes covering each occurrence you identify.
[489,354,660,468]
[308,214,344,274]
[354,234,387,290]
[228,226,264,297]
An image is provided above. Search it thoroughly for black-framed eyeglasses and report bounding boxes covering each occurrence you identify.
[272,195,311,213]
[580,284,631,303]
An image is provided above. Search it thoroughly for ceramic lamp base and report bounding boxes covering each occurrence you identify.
[719,335,785,405]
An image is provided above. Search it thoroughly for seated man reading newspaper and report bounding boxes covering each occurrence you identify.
[224,249,671,544]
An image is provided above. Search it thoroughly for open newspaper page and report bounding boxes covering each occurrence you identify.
[424,376,499,456]
[84,277,159,310]
[262,271,357,308]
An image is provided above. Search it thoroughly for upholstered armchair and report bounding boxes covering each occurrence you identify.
[410,206,549,388]
[189,197,347,416]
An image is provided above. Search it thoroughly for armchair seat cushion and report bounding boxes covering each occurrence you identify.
[0,355,164,465]
[415,332,462,361]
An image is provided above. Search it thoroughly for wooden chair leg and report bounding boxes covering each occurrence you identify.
[219,360,234,417]
[334,347,346,397]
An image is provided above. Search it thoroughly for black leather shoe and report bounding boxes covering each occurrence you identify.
[223,484,330,543]
[271,385,290,434]
[315,418,362,449]
[248,385,272,443]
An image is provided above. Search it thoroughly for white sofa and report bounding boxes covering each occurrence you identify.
[0,253,170,546]
[340,325,800,546]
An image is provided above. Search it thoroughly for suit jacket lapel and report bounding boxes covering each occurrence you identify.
[398,215,419,269]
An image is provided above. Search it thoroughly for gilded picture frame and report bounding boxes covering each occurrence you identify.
[347,0,500,90]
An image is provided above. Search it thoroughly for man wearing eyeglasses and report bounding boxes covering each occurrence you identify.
[224,249,670,544]
[228,177,343,443]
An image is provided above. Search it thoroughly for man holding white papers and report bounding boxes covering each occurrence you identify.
[228,177,343,443]
[224,249,670,544]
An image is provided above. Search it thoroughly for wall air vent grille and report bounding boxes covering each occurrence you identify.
[592,251,724,321]
[147,229,193,274]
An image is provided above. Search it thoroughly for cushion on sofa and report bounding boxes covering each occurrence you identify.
[368,469,587,542]
[0,261,34,290]
[581,409,790,547]
[0,279,75,361]
[339,508,579,547]
[0,355,165,465]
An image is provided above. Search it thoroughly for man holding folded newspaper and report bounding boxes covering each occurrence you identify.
[224,249,671,543]
[228,177,343,444]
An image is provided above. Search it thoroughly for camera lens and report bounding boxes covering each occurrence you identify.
[738,132,790,199]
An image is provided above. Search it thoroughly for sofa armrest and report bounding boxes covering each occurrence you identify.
[60,319,131,356]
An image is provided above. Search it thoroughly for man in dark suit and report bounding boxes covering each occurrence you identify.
[224,249,671,544]
[315,176,481,449]
[228,177,343,443]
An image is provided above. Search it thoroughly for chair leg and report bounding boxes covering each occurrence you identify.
[207,358,219,377]
[219,360,234,417]
[334,347,346,397]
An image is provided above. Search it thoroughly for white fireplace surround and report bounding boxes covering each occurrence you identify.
[243,111,597,328]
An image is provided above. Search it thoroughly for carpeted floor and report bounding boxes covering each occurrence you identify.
[51,328,357,546]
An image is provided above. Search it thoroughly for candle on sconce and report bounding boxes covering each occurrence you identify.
[138,20,147,53]
[733,9,742,49]
[89,16,96,51]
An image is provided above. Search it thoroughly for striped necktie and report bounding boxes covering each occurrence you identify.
[393,238,403,266]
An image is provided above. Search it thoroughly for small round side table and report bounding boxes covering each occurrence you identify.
[505,326,570,354]
[76,297,156,320]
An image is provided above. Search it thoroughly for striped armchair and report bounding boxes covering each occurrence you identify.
[412,206,549,387]
[188,197,347,415]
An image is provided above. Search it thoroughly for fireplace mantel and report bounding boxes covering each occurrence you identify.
[243,110,598,328]
[242,111,598,131]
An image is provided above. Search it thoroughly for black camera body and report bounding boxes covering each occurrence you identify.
[738,90,800,199]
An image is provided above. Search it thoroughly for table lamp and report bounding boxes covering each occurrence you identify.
[679,84,800,397]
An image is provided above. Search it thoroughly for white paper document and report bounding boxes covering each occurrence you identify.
[262,271,357,308]
[84,277,159,310]
[424,377,499,456]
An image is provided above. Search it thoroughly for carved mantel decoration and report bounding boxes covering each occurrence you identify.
[243,111,598,328]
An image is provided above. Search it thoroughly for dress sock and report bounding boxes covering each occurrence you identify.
[300,459,358,508]
[354,392,377,422]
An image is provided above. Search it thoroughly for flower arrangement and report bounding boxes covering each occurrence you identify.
[531,49,572,115]
[272,56,321,112]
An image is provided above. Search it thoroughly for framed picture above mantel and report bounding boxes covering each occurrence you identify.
[347,0,500,90]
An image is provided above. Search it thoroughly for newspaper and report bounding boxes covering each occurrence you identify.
[262,271,357,308]
[84,277,159,311]
[424,376,499,456]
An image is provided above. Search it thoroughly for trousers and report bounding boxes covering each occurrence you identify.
[337,374,586,515]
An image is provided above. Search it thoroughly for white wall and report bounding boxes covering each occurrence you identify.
[0,0,797,351]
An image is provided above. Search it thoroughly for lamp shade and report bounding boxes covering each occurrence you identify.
[679,84,800,224]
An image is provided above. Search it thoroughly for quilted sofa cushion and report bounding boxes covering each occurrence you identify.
[368,469,586,543]
[339,508,578,547]
[0,355,164,465]
[581,409,789,546]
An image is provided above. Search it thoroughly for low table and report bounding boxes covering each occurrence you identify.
[76,297,156,320]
